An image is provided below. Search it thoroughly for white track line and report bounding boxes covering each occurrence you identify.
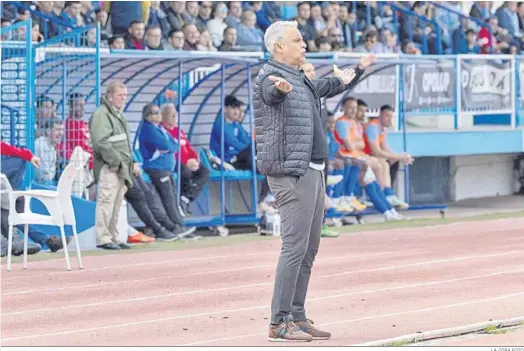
[6,290,520,344]
[3,263,523,318]
[2,252,394,296]
[182,292,524,346]
[3,219,523,281]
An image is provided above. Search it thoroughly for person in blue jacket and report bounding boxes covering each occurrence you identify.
[138,103,189,234]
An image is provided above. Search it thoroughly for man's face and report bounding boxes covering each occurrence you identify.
[32,24,41,42]
[215,3,228,19]
[403,41,415,54]
[199,1,213,18]
[37,100,56,119]
[508,1,517,12]
[70,97,85,118]
[302,63,315,80]
[383,29,392,44]
[130,22,145,41]
[38,1,54,12]
[235,105,245,122]
[379,109,393,128]
[171,1,186,13]
[343,100,357,119]
[275,27,306,67]
[242,12,256,27]
[108,86,128,110]
[170,31,185,49]
[225,106,238,121]
[228,1,242,18]
[297,3,311,20]
[18,10,30,21]
[184,24,198,44]
[50,124,65,144]
[519,3,524,16]
[338,5,348,21]
[466,32,477,45]
[224,28,237,45]
[357,104,367,121]
[310,5,322,20]
[110,37,125,49]
[163,107,178,126]
[96,9,108,24]
[186,1,199,17]
[146,27,162,48]
[147,105,162,124]
[66,3,81,17]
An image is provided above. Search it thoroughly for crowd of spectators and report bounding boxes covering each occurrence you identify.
[2,1,524,55]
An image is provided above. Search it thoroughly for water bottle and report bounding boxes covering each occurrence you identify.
[265,207,275,235]
[272,210,281,237]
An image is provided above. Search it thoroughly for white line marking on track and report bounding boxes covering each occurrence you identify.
[3,263,523,320]
[2,252,394,296]
[182,292,524,346]
[3,219,523,281]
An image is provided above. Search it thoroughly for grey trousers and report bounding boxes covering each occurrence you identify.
[267,167,326,324]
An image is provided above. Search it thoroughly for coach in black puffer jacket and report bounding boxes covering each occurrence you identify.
[254,59,364,176]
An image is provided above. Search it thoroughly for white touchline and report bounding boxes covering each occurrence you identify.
[182,292,524,346]
[3,219,522,282]
[2,252,395,296]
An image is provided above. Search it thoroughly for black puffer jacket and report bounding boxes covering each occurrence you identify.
[253,59,363,176]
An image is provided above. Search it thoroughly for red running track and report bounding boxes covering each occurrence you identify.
[1,217,524,346]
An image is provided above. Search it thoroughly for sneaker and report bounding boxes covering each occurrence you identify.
[295,319,331,340]
[128,232,156,244]
[390,208,404,220]
[386,195,409,210]
[173,225,197,238]
[321,226,339,238]
[118,242,132,249]
[268,321,313,342]
[155,228,181,242]
[97,242,120,250]
[341,216,355,225]
[10,231,40,256]
[327,174,343,186]
[332,198,353,213]
[384,210,400,221]
[46,236,73,252]
[347,197,367,211]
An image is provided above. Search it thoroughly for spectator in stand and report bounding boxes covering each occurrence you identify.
[197,28,216,51]
[125,163,195,241]
[470,2,493,21]
[34,119,64,184]
[16,7,30,22]
[34,1,59,39]
[518,2,524,32]
[496,1,521,38]
[147,1,170,37]
[218,27,241,51]
[454,21,481,54]
[185,1,200,23]
[104,1,150,36]
[401,40,422,55]
[59,1,82,29]
[108,36,125,49]
[89,81,133,251]
[166,1,192,32]
[182,23,199,50]
[310,3,327,33]
[145,25,164,50]
[207,2,228,48]
[400,1,440,54]
[236,10,264,48]
[124,20,146,50]
[64,93,93,166]
[138,103,194,234]
[296,2,317,52]
[165,29,185,50]
[161,103,210,215]
[36,95,57,136]
[479,16,511,54]
[95,8,112,41]
[195,1,212,30]
[337,4,356,51]
[79,1,95,26]
[225,1,242,29]
[248,1,272,32]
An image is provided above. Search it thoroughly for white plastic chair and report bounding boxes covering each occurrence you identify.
[6,164,84,271]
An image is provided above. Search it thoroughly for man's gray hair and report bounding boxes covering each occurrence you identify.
[264,21,298,56]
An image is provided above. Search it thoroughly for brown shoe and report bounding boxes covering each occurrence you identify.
[295,319,331,340]
[268,321,313,342]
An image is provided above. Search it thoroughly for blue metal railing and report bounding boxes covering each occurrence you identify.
[389,2,443,55]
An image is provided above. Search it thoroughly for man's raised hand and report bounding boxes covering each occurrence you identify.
[268,75,293,93]
[359,54,376,69]
[336,67,357,85]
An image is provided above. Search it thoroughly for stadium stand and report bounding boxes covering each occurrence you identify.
[1,1,524,254]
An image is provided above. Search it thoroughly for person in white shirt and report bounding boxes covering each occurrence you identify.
[34,119,64,184]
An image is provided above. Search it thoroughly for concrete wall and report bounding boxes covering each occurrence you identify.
[450,154,518,201]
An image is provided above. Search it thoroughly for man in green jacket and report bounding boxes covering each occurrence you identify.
[89,81,133,250]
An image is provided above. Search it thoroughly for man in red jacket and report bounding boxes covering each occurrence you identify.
[1,141,41,190]
[161,103,210,214]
